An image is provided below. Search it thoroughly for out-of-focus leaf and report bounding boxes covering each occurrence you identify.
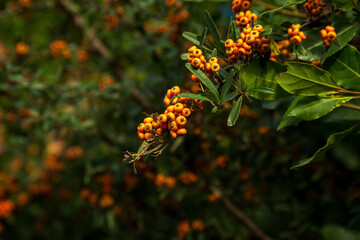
[221,69,234,104]
[278,96,305,130]
[177,92,213,102]
[261,0,306,16]
[291,122,360,168]
[333,0,358,11]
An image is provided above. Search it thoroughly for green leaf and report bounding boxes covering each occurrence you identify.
[222,91,239,103]
[276,62,341,96]
[322,23,359,63]
[230,20,237,40]
[261,0,306,16]
[185,63,220,103]
[177,93,213,102]
[204,10,225,52]
[182,31,200,46]
[333,0,358,11]
[291,122,360,168]
[288,97,353,121]
[277,96,305,130]
[323,45,360,91]
[199,27,208,48]
[270,38,280,55]
[246,87,275,95]
[221,69,234,104]
[227,96,243,127]
[181,53,188,60]
[242,59,288,100]
[260,28,272,36]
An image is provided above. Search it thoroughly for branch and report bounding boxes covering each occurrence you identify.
[209,184,272,240]
[254,0,307,18]
[342,103,360,111]
[59,0,153,112]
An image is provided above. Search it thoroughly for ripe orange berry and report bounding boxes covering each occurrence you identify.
[240,32,246,40]
[167,112,176,121]
[191,58,201,68]
[292,24,301,29]
[171,86,180,95]
[171,97,179,105]
[188,46,197,53]
[226,47,234,56]
[137,123,145,132]
[299,31,306,40]
[249,13,257,22]
[211,63,220,72]
[182,108,191,117]
[327,31,337,41]
[174,103,184,113]
[240,17,249,26]
[205,63,211,71]
[235,39,243,47]
[243,26,252,34]
[193,49,202,58]
[209,57,218,64]
[159,114,167,123]
[242,0,251,10]
[152,121,160,129]
[169,121,179,131]
[261,35,270,43]
[225,39,234,48]
[245,35,255,44]
[144,132,153,140]
[138,132,145,140]
[144,117,153,123]
[177,128,187,135]
[290,35,302,45]
[253,38,262,48]
[170,130,177,138]
[320,29,328,39]
[325,26,335,32]
[253,25,263,33]
[260,44,270,52]
[176,116,187,126]
[242,42,251,50]
[187,53,194,63]
[144,123,153,132]
[167,105,175,113]
[324,39,331,47]
[191,74,199,83]
[164,97,171,107]
[156,128,163,135]
[288,27,299,36]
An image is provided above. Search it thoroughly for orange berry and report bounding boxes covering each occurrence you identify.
[320,29,328,39]
[182,108,191,117]
[290,35,302,45]
[242,0,251,10]
[325,26,335,32]
[288,27,299,36]
[177,128,187,135]
[242,42,251,50]
[261,35,270,43]
[206,63,211,71]
[152,121,160,129]
[324,39,331,47]
[171,86,180,95]
[327,31,337,41]
[211,63,220,72]
[245,35,255,44]
[193,49,202,58]
[235,39,243,47]
[137,123,145,132]
[156,128,163,135]
[191,74,199,83]
[187,53,195,63]
[260,44,270,52]
[167,105,175,112]
[169,121,179,131]
[299,31,306,40]
[144,117,153,123]
[159,114,167,123]
[209,57,218,64]
[138,132,145,140]
[167,112,176,121]
[243,26,252,34]
[191,58,201,68]
[144,132,153,140]
[170,130,177,138]
[240,17,249,26]
[144,123,153,132]
[225,39,234,48]
[226,47,234,56]
[200,55,207,63]
[176,116,187,126]
[174,103,184,113]
[249,13,257,22]
[188,46,197,53]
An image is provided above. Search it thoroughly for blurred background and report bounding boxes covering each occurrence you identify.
[0,0,360,239]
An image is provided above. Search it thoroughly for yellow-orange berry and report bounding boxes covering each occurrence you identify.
[188,46,197,53]
[320,29,328,39]
[144,117,153,123]
[174,103,184,113]
[167,112,176,121]
[209,57,218,64]
[191,58,201,68]
[325,26,335,32]
[144,123,153,132]
[137,123,145,132]
[159,114,167,123]
[225,39,234,48]
[290,35,302,45]
[176,116,187,126]
[177,128,187,135]
[193,49,202,58]
[171,86,180,95]
[211,63,220,72]
[327,31,337,41]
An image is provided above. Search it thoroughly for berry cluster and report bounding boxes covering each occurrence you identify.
[98,76,115,91]
[232,0,253,13]
[235,9,258,27]
[320,26,337,47]
[186,46,220,83]
[225,25,270,63]
[288,24,306,45]
[270,40,291,62]
[137,86,202,140]
[49,40,71,58]
[304,0,326,18]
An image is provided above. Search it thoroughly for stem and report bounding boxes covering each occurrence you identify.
[338,89,360,95]
[209,184,272,240]
[342,103,360,111]
[254,0,307,18]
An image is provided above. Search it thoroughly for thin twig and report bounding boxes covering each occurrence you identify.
[209,184,272,240]
[300,10,339,29]
[59,0,153,112]
[254,0,307,18]
[342,103,360,111]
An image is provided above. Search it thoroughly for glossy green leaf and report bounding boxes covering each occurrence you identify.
[288,97,353,121]
[260,28,272,36]
[227,96,243,127]
[177,92,213,102]
[291,122,360,169]
[246,87,275,95]
[221,69,234,104]
[204,10,225,52]
[230,20,237,40]
[185,63,220,103]
[222,91,239,103]
[261,0,306,16]
[323,45,360,91]
[277,62,341,96]
[322,24,359,63]
[182,31,200,46]
[277,96,305,130]
[199,27,208,48]
[181,53,188,60]
[241,59,288,100]
[333,0,358,11]
[270,38,280,55]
